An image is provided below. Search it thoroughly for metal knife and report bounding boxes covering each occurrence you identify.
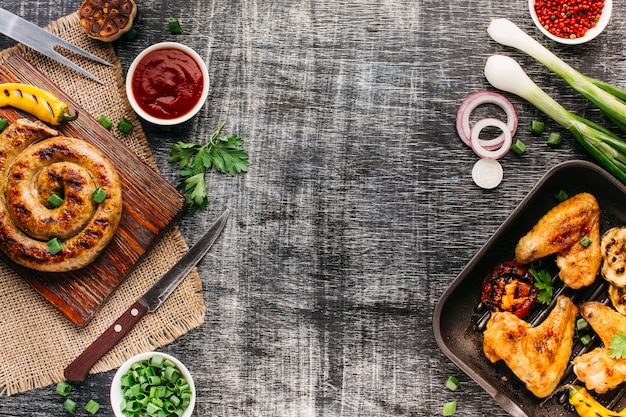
[64,209,230,382]
[0,8,113,84]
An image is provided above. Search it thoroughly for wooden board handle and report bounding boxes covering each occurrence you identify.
[63,299,149,382]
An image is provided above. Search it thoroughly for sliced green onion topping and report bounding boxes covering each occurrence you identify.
[580,333,592,345]
[48,238,62,255]
[63,398,77,414]
[530,120,544,135]
[0,118,8,132]
[547,131,562,147]
[554,189,569,202]
[117,117,133,134]
[511,139,527,155]
[98,115,113,130]
[580,236,593,247]
[120,355,192,417]
[168,18,182,34]
[92,187,107,203]
[56,381,71,396]
[48,193,64,208]
[576,318,589,331]
[123,27,139,40]
[445,376,459,391]
[85,399,100,415]
[443,400,457,416]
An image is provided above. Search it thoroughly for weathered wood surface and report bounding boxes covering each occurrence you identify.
[0,0,623,416]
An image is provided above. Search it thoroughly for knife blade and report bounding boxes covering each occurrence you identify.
[0,8,113,84]
[63,209,230,382]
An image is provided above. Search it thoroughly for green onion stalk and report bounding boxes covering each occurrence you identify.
[484,54,626,184]
[488,19,626,134]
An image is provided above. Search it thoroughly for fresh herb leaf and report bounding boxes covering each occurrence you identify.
[530,268,553,304]
[609,331,626,359]
[169,123,249,213]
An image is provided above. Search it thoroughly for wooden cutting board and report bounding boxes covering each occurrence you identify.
[0,54,186,327]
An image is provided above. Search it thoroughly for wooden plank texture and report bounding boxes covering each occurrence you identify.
[0,54,185,326]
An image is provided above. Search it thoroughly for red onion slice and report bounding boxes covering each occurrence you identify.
[456,90,518,151]
[470,118,512,159]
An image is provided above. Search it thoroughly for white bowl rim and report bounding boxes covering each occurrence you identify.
[528,0,613,45]
[126,41,210,125]
[110,351,196,417]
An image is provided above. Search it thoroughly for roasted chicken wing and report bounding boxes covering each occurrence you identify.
[483,295,578,398]
[573,301,626,393]
[515,192,601,289]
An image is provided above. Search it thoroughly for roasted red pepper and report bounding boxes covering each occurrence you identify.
[480,261,539,318]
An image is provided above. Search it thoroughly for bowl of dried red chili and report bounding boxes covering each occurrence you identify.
[529,0,612,45]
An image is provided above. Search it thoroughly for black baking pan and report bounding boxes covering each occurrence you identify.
[433,160,626,417]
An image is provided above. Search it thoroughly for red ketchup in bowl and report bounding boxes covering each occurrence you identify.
[130,48,204,120]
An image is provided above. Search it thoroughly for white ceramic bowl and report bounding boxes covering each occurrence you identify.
[529,0,612,45]
[110,352,196,417]
[126,42,209,125]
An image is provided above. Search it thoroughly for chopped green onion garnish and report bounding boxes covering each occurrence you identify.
[576,318,589,331]
[580,236,592,247]
[92,187,107,203]
[117,117,133,134]
[168,18,182,34]
[63,398,77,414]
[47,238,62,255]
[0,118,8,132]
[580,333,592,345]
[98,115,113,130]
[554,189,569,202]
[547,131,562,147]
[530,120,544,135]
[123,27,139,40]
[85,399,100,415]
[444,376,459,391]
[442,400,457,416]
[48,193,64,208]
[511,139,527,155]
[56,381,71,396]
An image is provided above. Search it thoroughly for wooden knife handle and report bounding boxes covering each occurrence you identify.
[63,299,149,382]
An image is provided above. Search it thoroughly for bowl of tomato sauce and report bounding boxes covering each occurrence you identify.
[126,42,209,125]
[529,0,612,45]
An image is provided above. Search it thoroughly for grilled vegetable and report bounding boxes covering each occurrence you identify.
[564,384,626,417]
[480,261,539,318]
[601,227,626,287]
[0,83,77,125]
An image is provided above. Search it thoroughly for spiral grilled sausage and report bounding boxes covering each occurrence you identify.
[0,119,123,272]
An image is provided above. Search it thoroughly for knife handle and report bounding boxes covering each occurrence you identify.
[64,299,149,382]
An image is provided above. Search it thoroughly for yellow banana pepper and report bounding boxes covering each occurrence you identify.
[566,384,626,417]
[0,83,77,125]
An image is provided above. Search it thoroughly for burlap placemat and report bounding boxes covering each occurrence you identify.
[0,12,205,396]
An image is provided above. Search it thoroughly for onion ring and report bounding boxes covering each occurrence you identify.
[470,117,512,159]
[456,90,518,150]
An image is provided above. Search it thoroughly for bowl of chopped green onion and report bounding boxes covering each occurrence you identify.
[110,352,196,417]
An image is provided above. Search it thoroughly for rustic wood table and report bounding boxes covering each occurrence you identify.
[0,1,623,416]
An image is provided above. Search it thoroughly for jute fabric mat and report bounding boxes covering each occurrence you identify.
[0,12,205,396]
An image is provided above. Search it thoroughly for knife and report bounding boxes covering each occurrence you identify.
[64,209,230,382]
[0,8,113,84]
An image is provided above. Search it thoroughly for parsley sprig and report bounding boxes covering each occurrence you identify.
[530,268,554,305]
[610,331,626,359]
[168,122,249,213]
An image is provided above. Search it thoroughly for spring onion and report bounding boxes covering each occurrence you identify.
[85,399,100,414]
[98,115,112,130]
[48,193,64,208]
[119,355,192,417]
[117,117,133,134]
[47,238,62,255]
[580,236,593,247]
[484,54,626,185]
[64,398,77,414]
[56,381,71,396]
[511,139,526,155]
[547,132,562,147]
[0,117,7,132]
[168,18,182,34]
[445,376,459,391]
[92,187,107,203]
[530,120,544,136]
[554,189,568,202]
[580,333,592,345]
[443,400,457,416]
[488,19,626,136]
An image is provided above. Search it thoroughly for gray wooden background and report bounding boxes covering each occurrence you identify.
[0,0,623,416]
